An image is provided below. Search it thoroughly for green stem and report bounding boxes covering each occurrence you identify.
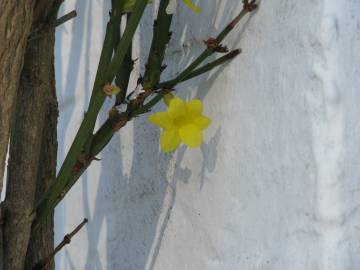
[134,6,251,114]
[115,14,133,105]
[142,0,173,89]
[48,0,174,207]
[54,8,248,189]
[181,49,241,82]
[105,0,148,82]
[50,114,122,209]
[49,49,241,210]
[35,17,116,226]
[160,7,249,89]
[91,49,241,152]
[34,0,255,227]
[133,49,241,115]
[34,0,148,227]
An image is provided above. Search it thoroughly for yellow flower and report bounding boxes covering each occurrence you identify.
[166,0,201,14]
[149,95,211,152]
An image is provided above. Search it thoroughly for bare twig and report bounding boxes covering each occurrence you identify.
[28,10,77,41]
[53,10,77,27]
[35,218,88,270]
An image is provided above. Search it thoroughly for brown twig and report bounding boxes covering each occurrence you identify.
[35,218,88,270]
[28,10,77,41]
[53,10,77,27]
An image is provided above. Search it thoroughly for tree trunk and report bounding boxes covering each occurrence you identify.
[0,2,35,269]
[1,1,57,268]
[24,86,57,269]
[0,0,34,201]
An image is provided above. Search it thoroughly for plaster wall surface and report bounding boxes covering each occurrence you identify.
[55,0,360,269]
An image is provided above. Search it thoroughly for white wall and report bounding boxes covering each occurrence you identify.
[55,0,360,269]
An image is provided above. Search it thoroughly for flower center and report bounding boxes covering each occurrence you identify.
[173,115,191,128]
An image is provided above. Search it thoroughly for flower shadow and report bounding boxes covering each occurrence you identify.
[55,0,255,269]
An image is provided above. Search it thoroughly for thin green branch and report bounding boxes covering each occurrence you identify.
[46,0,173,209]
[34,0,257,228]
[142,0,173,89]
[49,111,127,209]
[131,49,241,115]
[47,0,173,207]
[115,14,133,105]
[180,49,241,82]
[105,0,148,82]
[50,4,252,197]
[160,2,252,89]
[34,0,148,227]
[135,1,254,115]
[79,49,240,161]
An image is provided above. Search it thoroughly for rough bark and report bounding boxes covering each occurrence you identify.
[0,204,4,270]
[0,0,34,199]
[2,9,57,269]
[24,86,57,269]
[23,3,58,269]
[0,2,35,269]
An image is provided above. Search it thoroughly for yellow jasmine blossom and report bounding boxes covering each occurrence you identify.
[167,0,201,14]
[149,95,211,152]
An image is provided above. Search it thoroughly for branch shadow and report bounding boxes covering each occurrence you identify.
[54,0,89,268]
[56,0,256,269]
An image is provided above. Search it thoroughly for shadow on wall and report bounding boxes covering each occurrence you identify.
[54,0,92,268]
[57,0,255,269]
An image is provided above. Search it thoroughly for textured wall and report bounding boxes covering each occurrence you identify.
[55,0,360,269]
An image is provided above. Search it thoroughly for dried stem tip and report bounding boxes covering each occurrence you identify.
[227,49,242,58]
[36,218,88,270]
[243,0,258,12]
[103,84,122,96]
[203,38,229,53]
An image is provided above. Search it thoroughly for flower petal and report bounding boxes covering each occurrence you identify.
[160,130,181,152]
[148,112,174,130]
[186,99,203,116]
[168,97,187,119]
[179,124,203,147]
[193,115,211,130]
[182,0,201,13]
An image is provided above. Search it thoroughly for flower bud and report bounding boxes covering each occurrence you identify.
[103,84,121,96]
